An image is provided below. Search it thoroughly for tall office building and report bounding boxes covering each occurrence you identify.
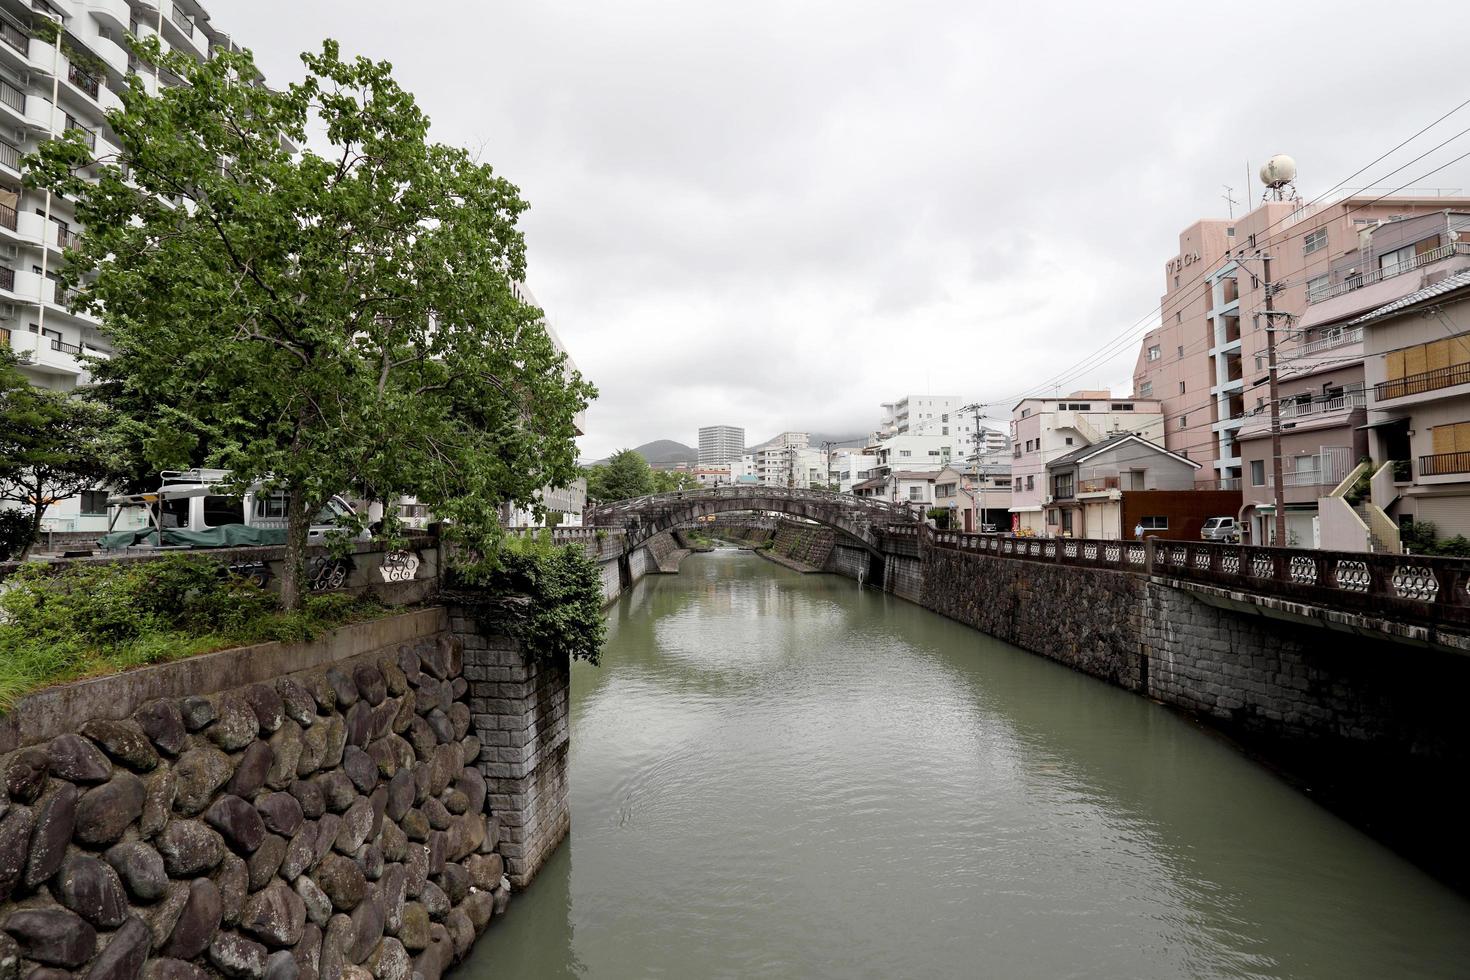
[698,425,745,466]
[1,0,259,534]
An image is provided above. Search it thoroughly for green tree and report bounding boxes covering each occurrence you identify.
[584,449,655,502]
[29,39,594,607]
[651,469,698,493]
[0,351,111,555]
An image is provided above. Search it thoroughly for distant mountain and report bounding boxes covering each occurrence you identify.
[591,440,698,467]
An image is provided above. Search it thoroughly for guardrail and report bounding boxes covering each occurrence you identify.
[926,528,1470,627]
[1375,361,1470,402]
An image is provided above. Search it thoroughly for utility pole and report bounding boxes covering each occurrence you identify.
[1262,250,1288,547]
[821,440,835,492]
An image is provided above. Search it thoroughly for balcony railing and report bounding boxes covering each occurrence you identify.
[67,63,99,99]
[1289,325,1363,358]
[1308,242,1470,303]
[1375,361,1470,401]
[172,5,195,37]
[1277,391,1367,418]
[1078,476,1120,493]
[0,77,24,113]
[0,19,27,54]
[1051,486,1075,501]
[64,114,97,150]
[0,138,20,171]
[1419,452,1470,478]
[54,224,77,248]
[0,266,13,291]
[0,202,16,231]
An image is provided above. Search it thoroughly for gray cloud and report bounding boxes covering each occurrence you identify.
[216,0,1470,455]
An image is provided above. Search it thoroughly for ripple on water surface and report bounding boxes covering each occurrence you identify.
[466,551,1470,980]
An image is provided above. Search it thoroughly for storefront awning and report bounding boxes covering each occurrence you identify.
[1355,416,1409,431]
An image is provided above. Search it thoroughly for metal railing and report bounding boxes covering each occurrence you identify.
[0,77,24,112]
[1278,391,1367,418]
[1308,243,1470,303]
[0,138,20,171]
[0,18,27,54]
[171,3,195,37]
[0,202,16,231]
[1078,476,1120,493]
[586,485,927,532]
[925,528,1470,626]
[1375,361,1470,401]
[64,114,97,150]
[67,63,99,99]
[0,266,13,291]
[1289,325,1363,358]
[1419,451,1470,477]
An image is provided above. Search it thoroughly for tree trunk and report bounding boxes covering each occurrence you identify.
[19,484,44,560]
[279,486,311,611]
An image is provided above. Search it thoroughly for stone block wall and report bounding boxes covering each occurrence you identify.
[919,546,1146,691]
[770,523,835,569]
[452,617,570,890]
[883,555,925,605]
[0,621,510,980]
[823,545,871,583]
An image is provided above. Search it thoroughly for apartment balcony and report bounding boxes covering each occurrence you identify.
[0,17,28,61]
[1419,452,1470,479]
[1279,326,1364,381]
[0,136,22,175]
[87,31,131,78]
[67,63,101,100]
[83,0,134,34]
[164,1,209,59]
[1078,476,1120,495]
[3,327,93,379]
[1375,362,1470,406]
[1308,243,1470,305]
[0,76,25,122]
[1279,390,1367,420]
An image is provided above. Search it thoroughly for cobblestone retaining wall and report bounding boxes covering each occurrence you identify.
[0,616,511,980]
[770,523,835,569]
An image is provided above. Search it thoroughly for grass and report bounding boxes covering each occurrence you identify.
[0,554,392,713]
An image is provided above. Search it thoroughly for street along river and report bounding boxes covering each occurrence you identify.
[463,549,1470,978]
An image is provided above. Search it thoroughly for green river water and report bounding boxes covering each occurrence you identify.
[461,549,1470,979]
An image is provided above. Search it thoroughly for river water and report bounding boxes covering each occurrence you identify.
[465,550,1470,979]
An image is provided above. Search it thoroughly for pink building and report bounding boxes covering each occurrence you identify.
[1009,392,1163,534]
[1134,192,1470,498]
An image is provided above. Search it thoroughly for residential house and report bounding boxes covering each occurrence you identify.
[1043,434,1235,540]
[933,455,1012,532]
[1010,392,1165,533]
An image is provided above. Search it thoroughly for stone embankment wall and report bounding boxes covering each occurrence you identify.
[921,548,1146,691]
[706,524,773,548]
[0,613,513,980]
[768,523,835,570]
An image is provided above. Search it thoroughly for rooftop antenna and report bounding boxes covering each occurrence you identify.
[1260,154,1301,204]
[1222,184,1239,218]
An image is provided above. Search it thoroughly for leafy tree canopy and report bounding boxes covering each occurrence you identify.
[584,449,656,502]
[28,38,595,605]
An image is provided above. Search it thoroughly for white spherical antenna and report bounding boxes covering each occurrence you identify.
[1260,154,1297,189]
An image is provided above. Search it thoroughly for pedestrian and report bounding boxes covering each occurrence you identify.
[1134,521,1145,540]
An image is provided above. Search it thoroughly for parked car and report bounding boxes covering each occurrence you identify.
[1200,516,1240,543]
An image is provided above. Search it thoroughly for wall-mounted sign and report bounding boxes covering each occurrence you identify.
[1166,251,1202,275]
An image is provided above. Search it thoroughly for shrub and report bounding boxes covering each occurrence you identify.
[0,510,31,562]
[0,554,384,711]
[450,531,606,666]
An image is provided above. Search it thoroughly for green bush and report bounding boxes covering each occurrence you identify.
[450,531,606,666]
[0,510,31,562]
[0,554,384,711]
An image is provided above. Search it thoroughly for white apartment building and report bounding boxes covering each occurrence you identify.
[831,449,879,493]
[875,394,1007,460]
[697,425,744,467]
[0,0,251,535]
[1009,391,1164,534]
[872,433,958,476]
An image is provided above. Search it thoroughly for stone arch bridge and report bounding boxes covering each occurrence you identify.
[585,486,923,554]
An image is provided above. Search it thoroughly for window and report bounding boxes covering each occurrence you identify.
[936,483,956,498]
[1302,228,1328,255]
[202,496,245,527]
[928,450,941,457]
[1147,345,1161,361]
[1256,356,1264,371]
[254,495,288,519]
[1177,345,1184,359]
[1250,274,1259,290]
[1053,474,1073,498]
[1179,416,1188,428]
[1021,408,1032,419]
[1174,275,1180,288]
[941,414,949,423]
[942,426,949,435]
[1014,478,1022,491]
[1179,381,1186,394]
[1250,460,1265,486]
[1061,510,1074,534]
[1111,403,1134,411]
[1176,312,1182,324]
[908,486,924,501]
[899,450,911,458]
[1064,437,1074,446]
[1139,381,1153,398]
[1139,516,1168,530]
[1026,475,1035,491]
[1307,274,1330,301]
[80,490,109,515]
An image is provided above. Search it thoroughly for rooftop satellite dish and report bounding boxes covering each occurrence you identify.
[1259,154,1300,202]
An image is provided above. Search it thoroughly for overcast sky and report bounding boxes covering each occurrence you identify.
[218,1,1470,459]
